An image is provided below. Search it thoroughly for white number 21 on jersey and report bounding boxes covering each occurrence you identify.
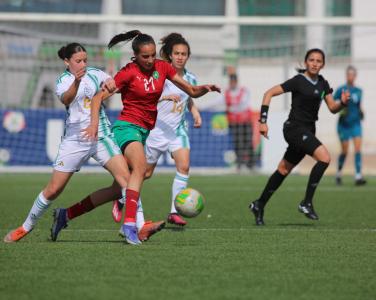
[144,77,155,92]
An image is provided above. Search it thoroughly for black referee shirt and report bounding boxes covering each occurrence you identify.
[281,74,332,123]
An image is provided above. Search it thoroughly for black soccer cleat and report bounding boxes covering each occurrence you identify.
[249,200,265,226]
[355,178,367,186]
[335,176,342,186]
[298,202,319,220]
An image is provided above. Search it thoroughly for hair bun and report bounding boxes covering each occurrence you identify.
[57,46,66,60]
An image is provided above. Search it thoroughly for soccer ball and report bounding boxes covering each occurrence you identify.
[174,188,205,218]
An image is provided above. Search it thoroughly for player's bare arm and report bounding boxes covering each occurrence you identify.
[171,74,221,98]
[60,68,85,106]
[159,94,181,102]
[82,89,116,140]
[188,98,202,128]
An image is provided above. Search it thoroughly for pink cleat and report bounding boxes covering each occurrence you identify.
[167,213,187,226]
[4,226,30,243]
[112,200,124,223]
[138,220,165,242]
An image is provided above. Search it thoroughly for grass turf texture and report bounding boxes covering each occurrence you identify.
[0,173,375,300]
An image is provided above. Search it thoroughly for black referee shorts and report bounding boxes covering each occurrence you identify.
[282,120,322,165]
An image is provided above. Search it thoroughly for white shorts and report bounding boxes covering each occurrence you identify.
[53,135,121,172]
[145,126,190,164]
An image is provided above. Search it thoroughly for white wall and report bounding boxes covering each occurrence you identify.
[352,0,376,60]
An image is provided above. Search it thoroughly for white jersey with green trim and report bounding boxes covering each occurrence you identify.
[154,69,197,137]
[56,67,111,140]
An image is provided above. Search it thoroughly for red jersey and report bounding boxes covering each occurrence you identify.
[225,87,252,124]
[114,59,177,130]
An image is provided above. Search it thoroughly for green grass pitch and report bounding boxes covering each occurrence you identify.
[0,173,375,300]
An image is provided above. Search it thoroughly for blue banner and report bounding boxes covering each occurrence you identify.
[0,109,239,168]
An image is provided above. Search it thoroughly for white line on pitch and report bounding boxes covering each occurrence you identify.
[2,228,375,233]
[144,186,376,192]
[68,228,376,232]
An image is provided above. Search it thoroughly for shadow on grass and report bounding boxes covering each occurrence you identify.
[51,239,124,243]
[277,223,316,227]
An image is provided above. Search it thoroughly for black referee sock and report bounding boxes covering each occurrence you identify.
[258,170,287,207]
[303,161,329,205]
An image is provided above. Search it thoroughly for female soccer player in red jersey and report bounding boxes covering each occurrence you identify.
[111,32,202,227]
[83,30,220,244]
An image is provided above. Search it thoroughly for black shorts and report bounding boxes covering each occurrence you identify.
[282,120,322,165]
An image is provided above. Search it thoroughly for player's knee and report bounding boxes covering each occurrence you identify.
[177,164,189,175]
[314,146,331,164]
[144,169,153,179]
[133,164,147,178]
[277,161,293,176]
[322,153,331,164]
[44,185,63,200]
[277,166,290,176]
[116,174,129,187]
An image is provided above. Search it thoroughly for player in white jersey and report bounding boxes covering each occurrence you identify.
[4,43,130,243]
[111,33,202,226]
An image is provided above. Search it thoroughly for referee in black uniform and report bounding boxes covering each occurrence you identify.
[249,48,350,225]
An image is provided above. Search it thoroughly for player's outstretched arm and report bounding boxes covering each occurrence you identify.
[188,98,202,128]
[159,94,180,102]
[258,85,284,139]
[171,74,221,98]
[325,89,350,114]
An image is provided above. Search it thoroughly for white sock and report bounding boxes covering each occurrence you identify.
[171,172,189,214]
[119,188,126,205]
[136,197,145,230]
[355,173,362,180]
[22,191,51,232]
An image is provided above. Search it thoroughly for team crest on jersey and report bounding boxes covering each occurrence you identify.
[153,71,159,79]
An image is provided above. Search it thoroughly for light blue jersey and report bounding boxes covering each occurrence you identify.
[334,84,363,125]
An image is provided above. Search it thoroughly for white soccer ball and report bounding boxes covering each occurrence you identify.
[174,188,205,218]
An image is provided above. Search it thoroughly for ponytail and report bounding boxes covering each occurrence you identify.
[296,66,306,74]
[108,30,141,49]
[160,32,191,62]
[108,30,155,55]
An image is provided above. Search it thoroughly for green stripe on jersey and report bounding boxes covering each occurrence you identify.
[184,70,197,86]
[87,73,99,93]
[99,136,115,157]
[177,121,188,136]
[87,67,102,72]
[99,107,110,136]
[56,71,71,84]
[181,135,189,148]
